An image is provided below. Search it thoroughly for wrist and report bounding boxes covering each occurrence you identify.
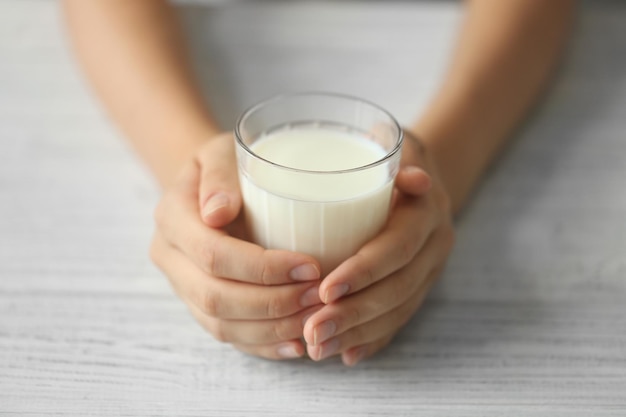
[405,117,467,215]
[152,119,221,188]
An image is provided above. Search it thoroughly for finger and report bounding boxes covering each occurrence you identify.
[395,165,432,196]
[401,129,427,166]
[155,180,321,285]
[305,228,453,346]
[319,196,439,304]
[341,335,393,367]
[187,302,323,345]
[232,340,306,361]
[196,133,243,228]
[307,267,441,362]
[150,232,322,320]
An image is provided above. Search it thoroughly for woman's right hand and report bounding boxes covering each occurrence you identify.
[149,133,323,360]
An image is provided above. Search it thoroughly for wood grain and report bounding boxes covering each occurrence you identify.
[1,1,625,416]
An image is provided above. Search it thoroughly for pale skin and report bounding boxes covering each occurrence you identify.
[62,0,574,365]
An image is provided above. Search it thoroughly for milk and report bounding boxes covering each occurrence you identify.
[238,127,394,276]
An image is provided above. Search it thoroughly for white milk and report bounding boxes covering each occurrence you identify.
[239,127,394,276]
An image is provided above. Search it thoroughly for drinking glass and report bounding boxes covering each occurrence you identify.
[235,92,403,276]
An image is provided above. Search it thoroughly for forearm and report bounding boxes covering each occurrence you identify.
[62,0,218,187]
[411,0,575,214]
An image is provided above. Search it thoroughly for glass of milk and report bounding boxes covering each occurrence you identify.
[235,92,403,276]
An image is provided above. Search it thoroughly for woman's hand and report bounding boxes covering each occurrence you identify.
[150,133,324,360]
[302,131,456,366]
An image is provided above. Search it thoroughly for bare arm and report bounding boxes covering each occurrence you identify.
[306,0,576,364]
[62,0,219,187]
[62,0,325,362]
[62,0,573,203]
[412,0,575,213]
[61,0,577,365]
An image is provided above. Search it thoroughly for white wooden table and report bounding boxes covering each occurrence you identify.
[1,1,625,416]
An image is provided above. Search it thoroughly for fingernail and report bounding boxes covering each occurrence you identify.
[299,286,321,308]
[325,283,350,304]
[277,344,301,359]
[313,320,337,345]
[202,193,229,219]
[402,166,432,191]
[289,263,320,281]
[345,347,368,366]
[319,338,340,360]
[403,165,423,175]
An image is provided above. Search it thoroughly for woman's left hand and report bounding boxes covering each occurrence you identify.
[303,131,456,366]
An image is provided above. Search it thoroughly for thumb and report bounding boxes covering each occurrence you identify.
[396,130,432,197]
[200,189,241,228]
[197,137,243,228]
[395,165,432,197]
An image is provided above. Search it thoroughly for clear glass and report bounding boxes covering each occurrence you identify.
[235,92,403,276]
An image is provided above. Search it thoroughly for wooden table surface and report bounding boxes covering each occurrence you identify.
[1,1,625,416]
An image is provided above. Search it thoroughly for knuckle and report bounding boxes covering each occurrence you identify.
[344,304,362,328]
[257,256,274,285]
[210,320,229,343]
[199,237,220,275]
[270,319,291,342]
[399,237,417,265]
[352,253,376,285]
[265,295,282,318]
[201,290,222,318]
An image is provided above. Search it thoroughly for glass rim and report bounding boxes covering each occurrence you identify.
[234,91,404,175]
